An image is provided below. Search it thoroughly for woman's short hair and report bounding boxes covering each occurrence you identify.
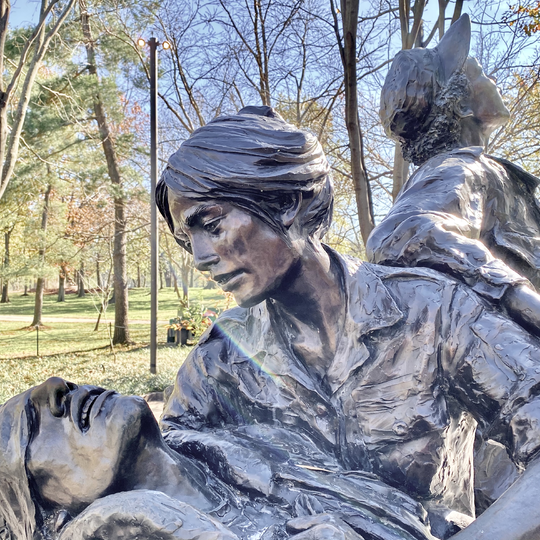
[156,106,333,251]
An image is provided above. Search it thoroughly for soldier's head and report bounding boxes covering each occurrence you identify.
[380,14,509,165]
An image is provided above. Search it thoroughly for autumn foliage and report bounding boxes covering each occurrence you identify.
[508,2,540,35]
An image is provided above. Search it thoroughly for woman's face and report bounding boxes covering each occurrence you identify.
[26,377,155,513]
[464,57,510,133]
[168,195,299,308]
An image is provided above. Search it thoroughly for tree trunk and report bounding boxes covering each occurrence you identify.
[334,0,374,245]
[58,272,65,302]
[94,301,105,332]
[32,277,45,326]
[181,264,189,301]
[23,283,28,296]
[172,271,181,300]
[137,262,141,288]
[1,228,11,303]
[31,184,52,327]
[80,0,130,344]
[392,144,409,200]
[77,261,85,297]
[96,257,102,288]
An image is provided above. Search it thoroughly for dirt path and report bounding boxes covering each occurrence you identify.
[0,314,154,325]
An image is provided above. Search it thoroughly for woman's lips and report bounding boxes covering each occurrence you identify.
[213,270,244,290]
[70,389,103,432]
[80,393,100,431]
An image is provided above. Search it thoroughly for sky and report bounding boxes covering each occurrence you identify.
[10,0,42,28]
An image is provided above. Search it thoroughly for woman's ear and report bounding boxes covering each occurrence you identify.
[280,193,302,228]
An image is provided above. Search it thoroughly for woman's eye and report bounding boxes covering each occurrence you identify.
[174,231,192,251]
[203,219,221,234]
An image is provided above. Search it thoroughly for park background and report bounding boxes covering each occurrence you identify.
[1,0,539,403]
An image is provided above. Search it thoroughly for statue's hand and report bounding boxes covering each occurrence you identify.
[57,490,238,540]
[287,514,365,540]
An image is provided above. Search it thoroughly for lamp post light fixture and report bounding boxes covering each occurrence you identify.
[138,37,170,374]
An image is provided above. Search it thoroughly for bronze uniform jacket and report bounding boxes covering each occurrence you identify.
[162,253,540,536]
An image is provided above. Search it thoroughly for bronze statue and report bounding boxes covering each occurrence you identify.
[367,14,540,336]
[4,73,540,537]
[156,106,540,540]
[0,377,438,540]
[0,377,246,539]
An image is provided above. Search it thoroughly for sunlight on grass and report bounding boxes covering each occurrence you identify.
[0,286,233,322]
[0,286,235,403]
[0,341,190,404]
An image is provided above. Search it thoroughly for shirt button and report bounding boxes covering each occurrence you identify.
[316,404,327,416]
[392,420,408,436]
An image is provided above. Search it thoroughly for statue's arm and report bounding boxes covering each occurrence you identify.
[443,285,540,538]
[160,336,340,496]
[502,283,540,335]
[159,341,274,495]
[367,159,529,301]
[57,490,239,540]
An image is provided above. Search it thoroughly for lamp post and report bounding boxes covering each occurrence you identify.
[138,37,170,374]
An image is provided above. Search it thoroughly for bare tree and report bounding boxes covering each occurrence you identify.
[0,0,76,201]
[330,0,375,244]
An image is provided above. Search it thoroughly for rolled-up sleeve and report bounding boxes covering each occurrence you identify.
[160,334,230,432]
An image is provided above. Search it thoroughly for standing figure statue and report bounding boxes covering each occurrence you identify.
[367,14,540,336]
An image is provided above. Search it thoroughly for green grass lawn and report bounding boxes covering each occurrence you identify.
[0,338,190,404]
[0,286,233,322]
[0,286,233,403]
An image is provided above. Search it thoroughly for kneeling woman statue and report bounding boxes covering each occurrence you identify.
[157,105,540,540]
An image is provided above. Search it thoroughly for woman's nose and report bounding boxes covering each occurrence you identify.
[30,377,78,417]
[192,236,220,271]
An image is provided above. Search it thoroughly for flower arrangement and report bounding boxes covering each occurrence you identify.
[166,303,218,340]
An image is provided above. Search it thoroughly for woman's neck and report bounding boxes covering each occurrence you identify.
[270,241,346,377]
